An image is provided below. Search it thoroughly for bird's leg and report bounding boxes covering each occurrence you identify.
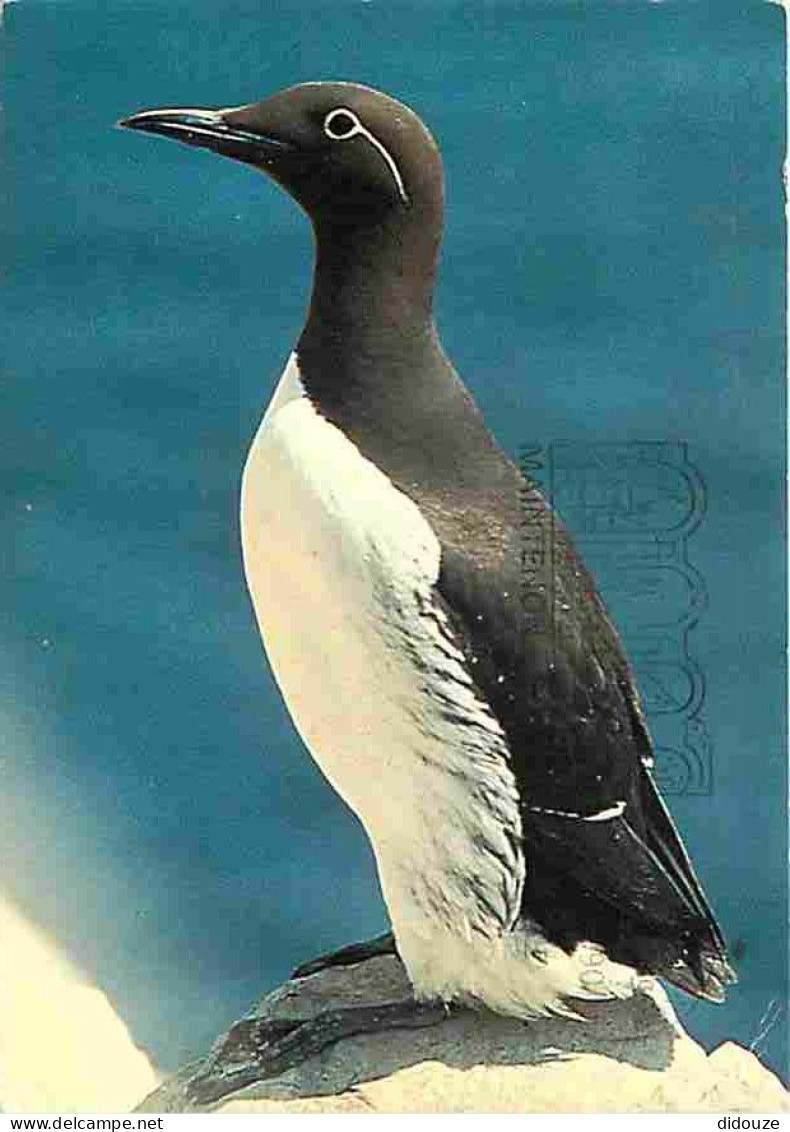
[184,997,448,1107]
[292,931,397,978]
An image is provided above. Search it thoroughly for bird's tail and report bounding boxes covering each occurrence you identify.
[660,934,738,1003]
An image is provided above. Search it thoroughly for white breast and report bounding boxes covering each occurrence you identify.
[240,354,638,1016]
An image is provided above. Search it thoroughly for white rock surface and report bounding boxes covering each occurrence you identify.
[0,896,160,1113]
[138,954,788,1114]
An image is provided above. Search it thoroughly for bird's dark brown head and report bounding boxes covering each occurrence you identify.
[119,82,444,237]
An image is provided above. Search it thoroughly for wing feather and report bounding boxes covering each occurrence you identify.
[432,486,734,999]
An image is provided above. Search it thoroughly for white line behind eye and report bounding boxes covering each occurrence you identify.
[323,107,409,205]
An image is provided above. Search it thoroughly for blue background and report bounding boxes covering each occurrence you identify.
[2,0,786,1082]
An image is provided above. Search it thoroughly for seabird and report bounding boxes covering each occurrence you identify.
[120,82,735,1094]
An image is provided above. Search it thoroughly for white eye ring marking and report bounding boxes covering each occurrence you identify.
[324,108,360,141]
[322,107,409,205]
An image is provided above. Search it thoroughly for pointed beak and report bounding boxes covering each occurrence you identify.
[117,107,295,166]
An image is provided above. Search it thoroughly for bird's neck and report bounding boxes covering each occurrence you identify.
[300,215,440,355]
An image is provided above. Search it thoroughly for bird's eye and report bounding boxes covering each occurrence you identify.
[324,108,361,141]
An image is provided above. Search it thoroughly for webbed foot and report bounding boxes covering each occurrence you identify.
[184,997,447,1106]
[292,931,397,979]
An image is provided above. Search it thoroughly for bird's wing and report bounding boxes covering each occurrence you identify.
[431,479,733,999]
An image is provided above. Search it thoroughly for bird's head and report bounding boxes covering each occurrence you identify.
[119,81,444,236]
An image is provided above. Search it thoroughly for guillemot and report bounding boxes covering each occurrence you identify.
[120,81,735,1085]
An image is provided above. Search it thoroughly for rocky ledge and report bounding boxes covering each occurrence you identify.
[137,954,787,1114]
